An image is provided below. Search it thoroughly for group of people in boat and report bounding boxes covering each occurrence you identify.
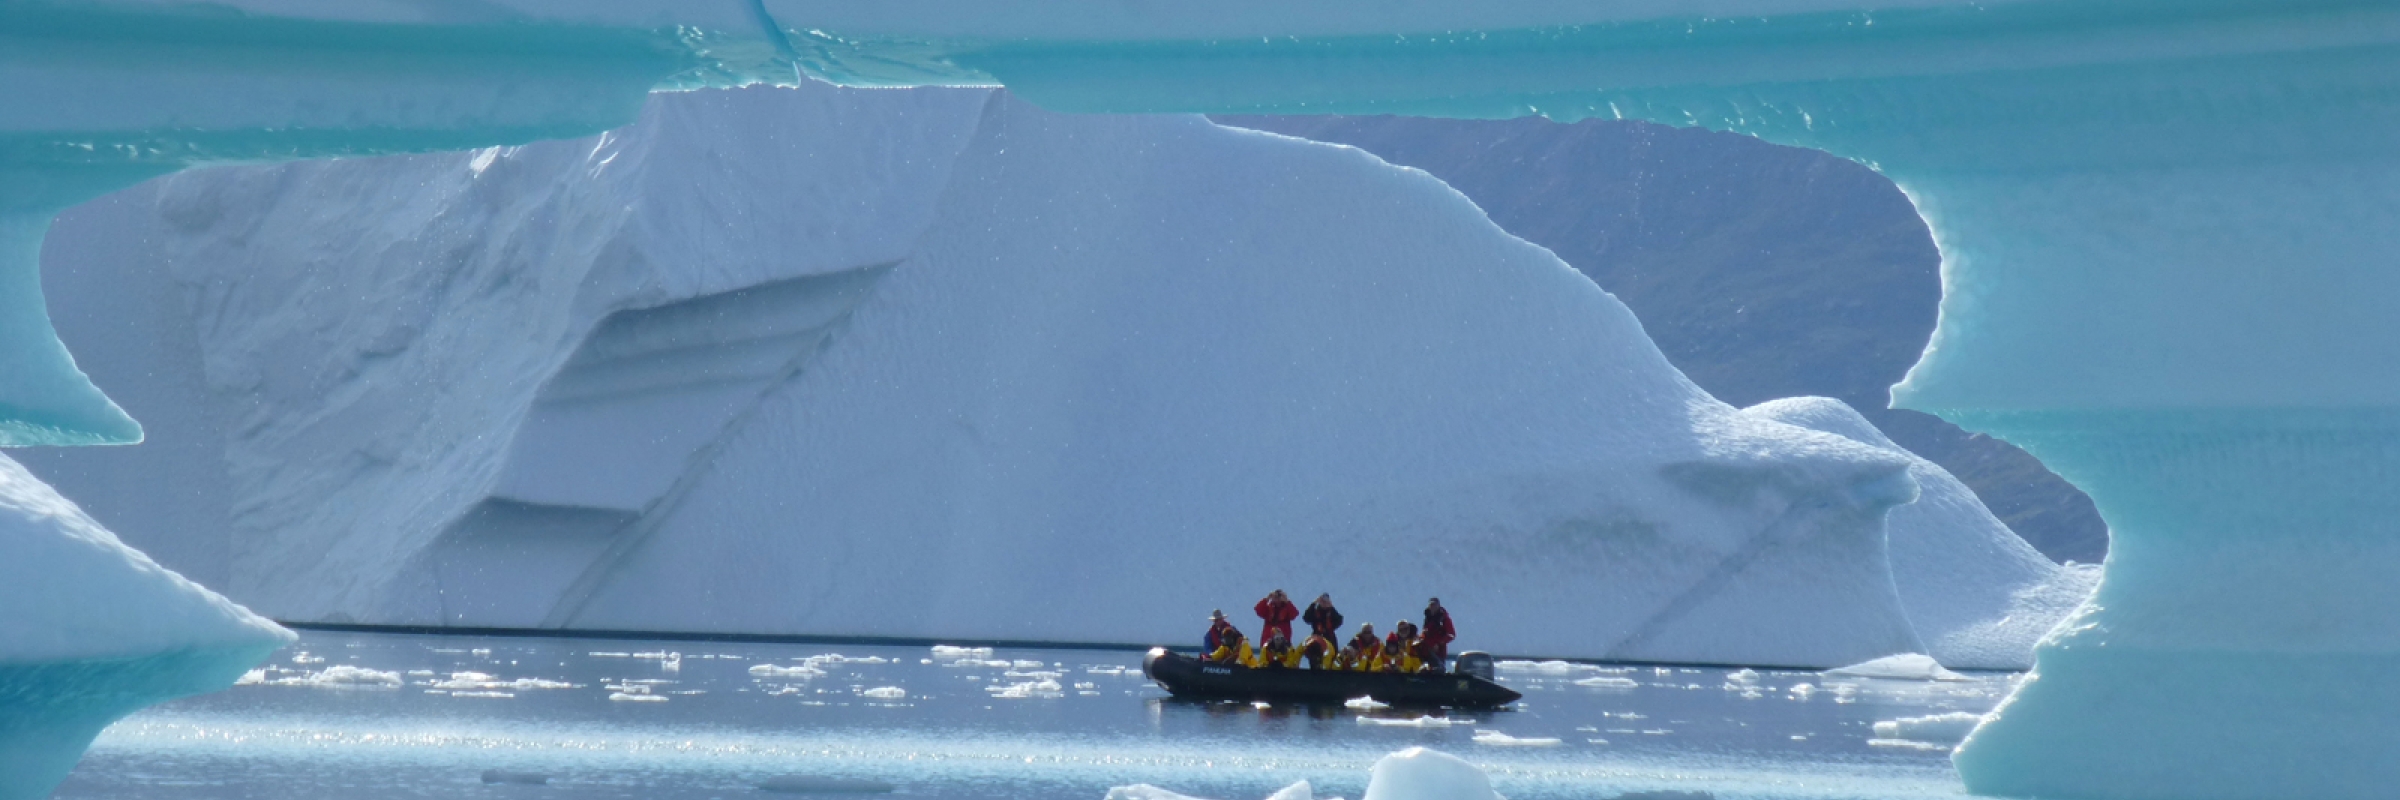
[1200,590,1457,674]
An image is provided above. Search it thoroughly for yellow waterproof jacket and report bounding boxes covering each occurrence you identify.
[1208,640,1253,665]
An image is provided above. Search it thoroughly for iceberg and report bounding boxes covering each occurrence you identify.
[28,82,2072,669]
[15,4,2400,798]
[0,453,290,800]
[1746,398,2097,670]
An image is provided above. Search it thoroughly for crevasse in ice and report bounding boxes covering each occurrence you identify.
[10,3,2400,799]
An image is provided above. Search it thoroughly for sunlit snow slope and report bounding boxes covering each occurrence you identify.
[29,83,2078,670]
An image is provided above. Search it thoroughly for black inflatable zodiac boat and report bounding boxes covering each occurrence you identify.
[1141,648,1520,708]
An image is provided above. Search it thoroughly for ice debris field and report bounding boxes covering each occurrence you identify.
[54,630,2017,800]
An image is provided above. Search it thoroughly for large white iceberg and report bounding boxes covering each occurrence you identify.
[0,453,291,800]
[27,83,2078,669]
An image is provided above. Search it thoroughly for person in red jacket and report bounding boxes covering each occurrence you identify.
[1419,597,1456,673]
[1254,589,1299,644]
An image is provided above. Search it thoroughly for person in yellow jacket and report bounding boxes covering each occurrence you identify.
[1347,625,1383,672]
[1256,633,1303,669]
[1206,629,1253,665]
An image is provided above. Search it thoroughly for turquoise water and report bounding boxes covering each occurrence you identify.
[51,630,2005,800]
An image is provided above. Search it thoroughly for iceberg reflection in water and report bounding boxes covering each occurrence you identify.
[54,631,2005,800]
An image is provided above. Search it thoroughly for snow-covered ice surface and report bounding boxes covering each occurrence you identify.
[53,630,2013,800]
[0,453,290,800]
[29,82,2075,671]
[1747,398,2097,670]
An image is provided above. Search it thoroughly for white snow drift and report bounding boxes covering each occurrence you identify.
[0,453,290,800]
[29,82,2083,668]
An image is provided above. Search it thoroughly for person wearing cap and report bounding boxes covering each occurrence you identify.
[1419,598,1456,673]
[1254,589,1299,645]
[1346,624,1383,672]
[1205,627,1253,665]
[1202,609,1238,656]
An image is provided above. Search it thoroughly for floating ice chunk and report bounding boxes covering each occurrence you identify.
[609,692,668,703]
[1725,669,1759,683]
[1103,781,1322,800]
[449,690,515,699]
[986,678,1065,698]
[428,672,576,691]
[290,652,323,665]
[590,652,631,658]
[1346,696,1391,711]
[1472,730,1563,747]
[265,665,404,688]
[750,663,829,678]
[1496,659,1588,675]
[1872,711,1985,744]
[1362,747,1503,800]
[1358,715,1458,728]
[1825,654,1968,682]
[862,687,906,699]
[1013,660,1047,669]
[233,669,266,685]
[931,646,994,659]
[1575,676,1639,689]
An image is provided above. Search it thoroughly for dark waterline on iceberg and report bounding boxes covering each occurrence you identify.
[55,630,2008,800]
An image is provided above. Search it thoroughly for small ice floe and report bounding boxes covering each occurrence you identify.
[1472,730,1563,747]
[1005,669,1065,680]
[1724,669,1759,684]
[1358,715,1458,728]
[862,687,906,699]
[470,648,493,657]
[290,651,324,665]
[1611,791,1714,800]
[986,678,1065,699]
[428,671,577,692]
[751,663,830,678]
[406,669,435,677]
[1574,676,1638,689]
[931,645,994,659]
[607,683,668,703]
[590,651,632,658]
[1367,747,1502,800]
[1073,682,1098,690]
[260,665,405,688]
[1103,780,1323,800]
[1252,701,1272,710]
[1824,653,1968,682]
[758,775,896,794]
[1085,666,1133,676]
[1345,696,1390,711]
[1496,659,1588,675]
[449,691,515,699]
[1787,683,1816,698]
[1012,660,1047,669]
[480,769,548,785]
[1868,711,1986,750]
[234,669,267,685]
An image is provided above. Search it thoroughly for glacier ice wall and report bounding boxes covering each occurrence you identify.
[0,452,290,800]
[29,83,2079,669]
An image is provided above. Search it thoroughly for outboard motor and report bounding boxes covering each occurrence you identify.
[1453,651,1497,681]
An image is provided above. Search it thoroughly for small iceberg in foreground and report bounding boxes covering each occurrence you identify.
[1105,747,1498,800]
[1824,653,1969,682]
[0,453,291,800]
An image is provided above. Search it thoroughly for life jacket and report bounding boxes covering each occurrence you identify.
[1209,640,1252,665]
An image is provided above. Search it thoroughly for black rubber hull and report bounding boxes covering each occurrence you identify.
[1141,649,1520,708]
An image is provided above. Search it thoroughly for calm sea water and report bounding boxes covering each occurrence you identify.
[53,631,2008,800]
